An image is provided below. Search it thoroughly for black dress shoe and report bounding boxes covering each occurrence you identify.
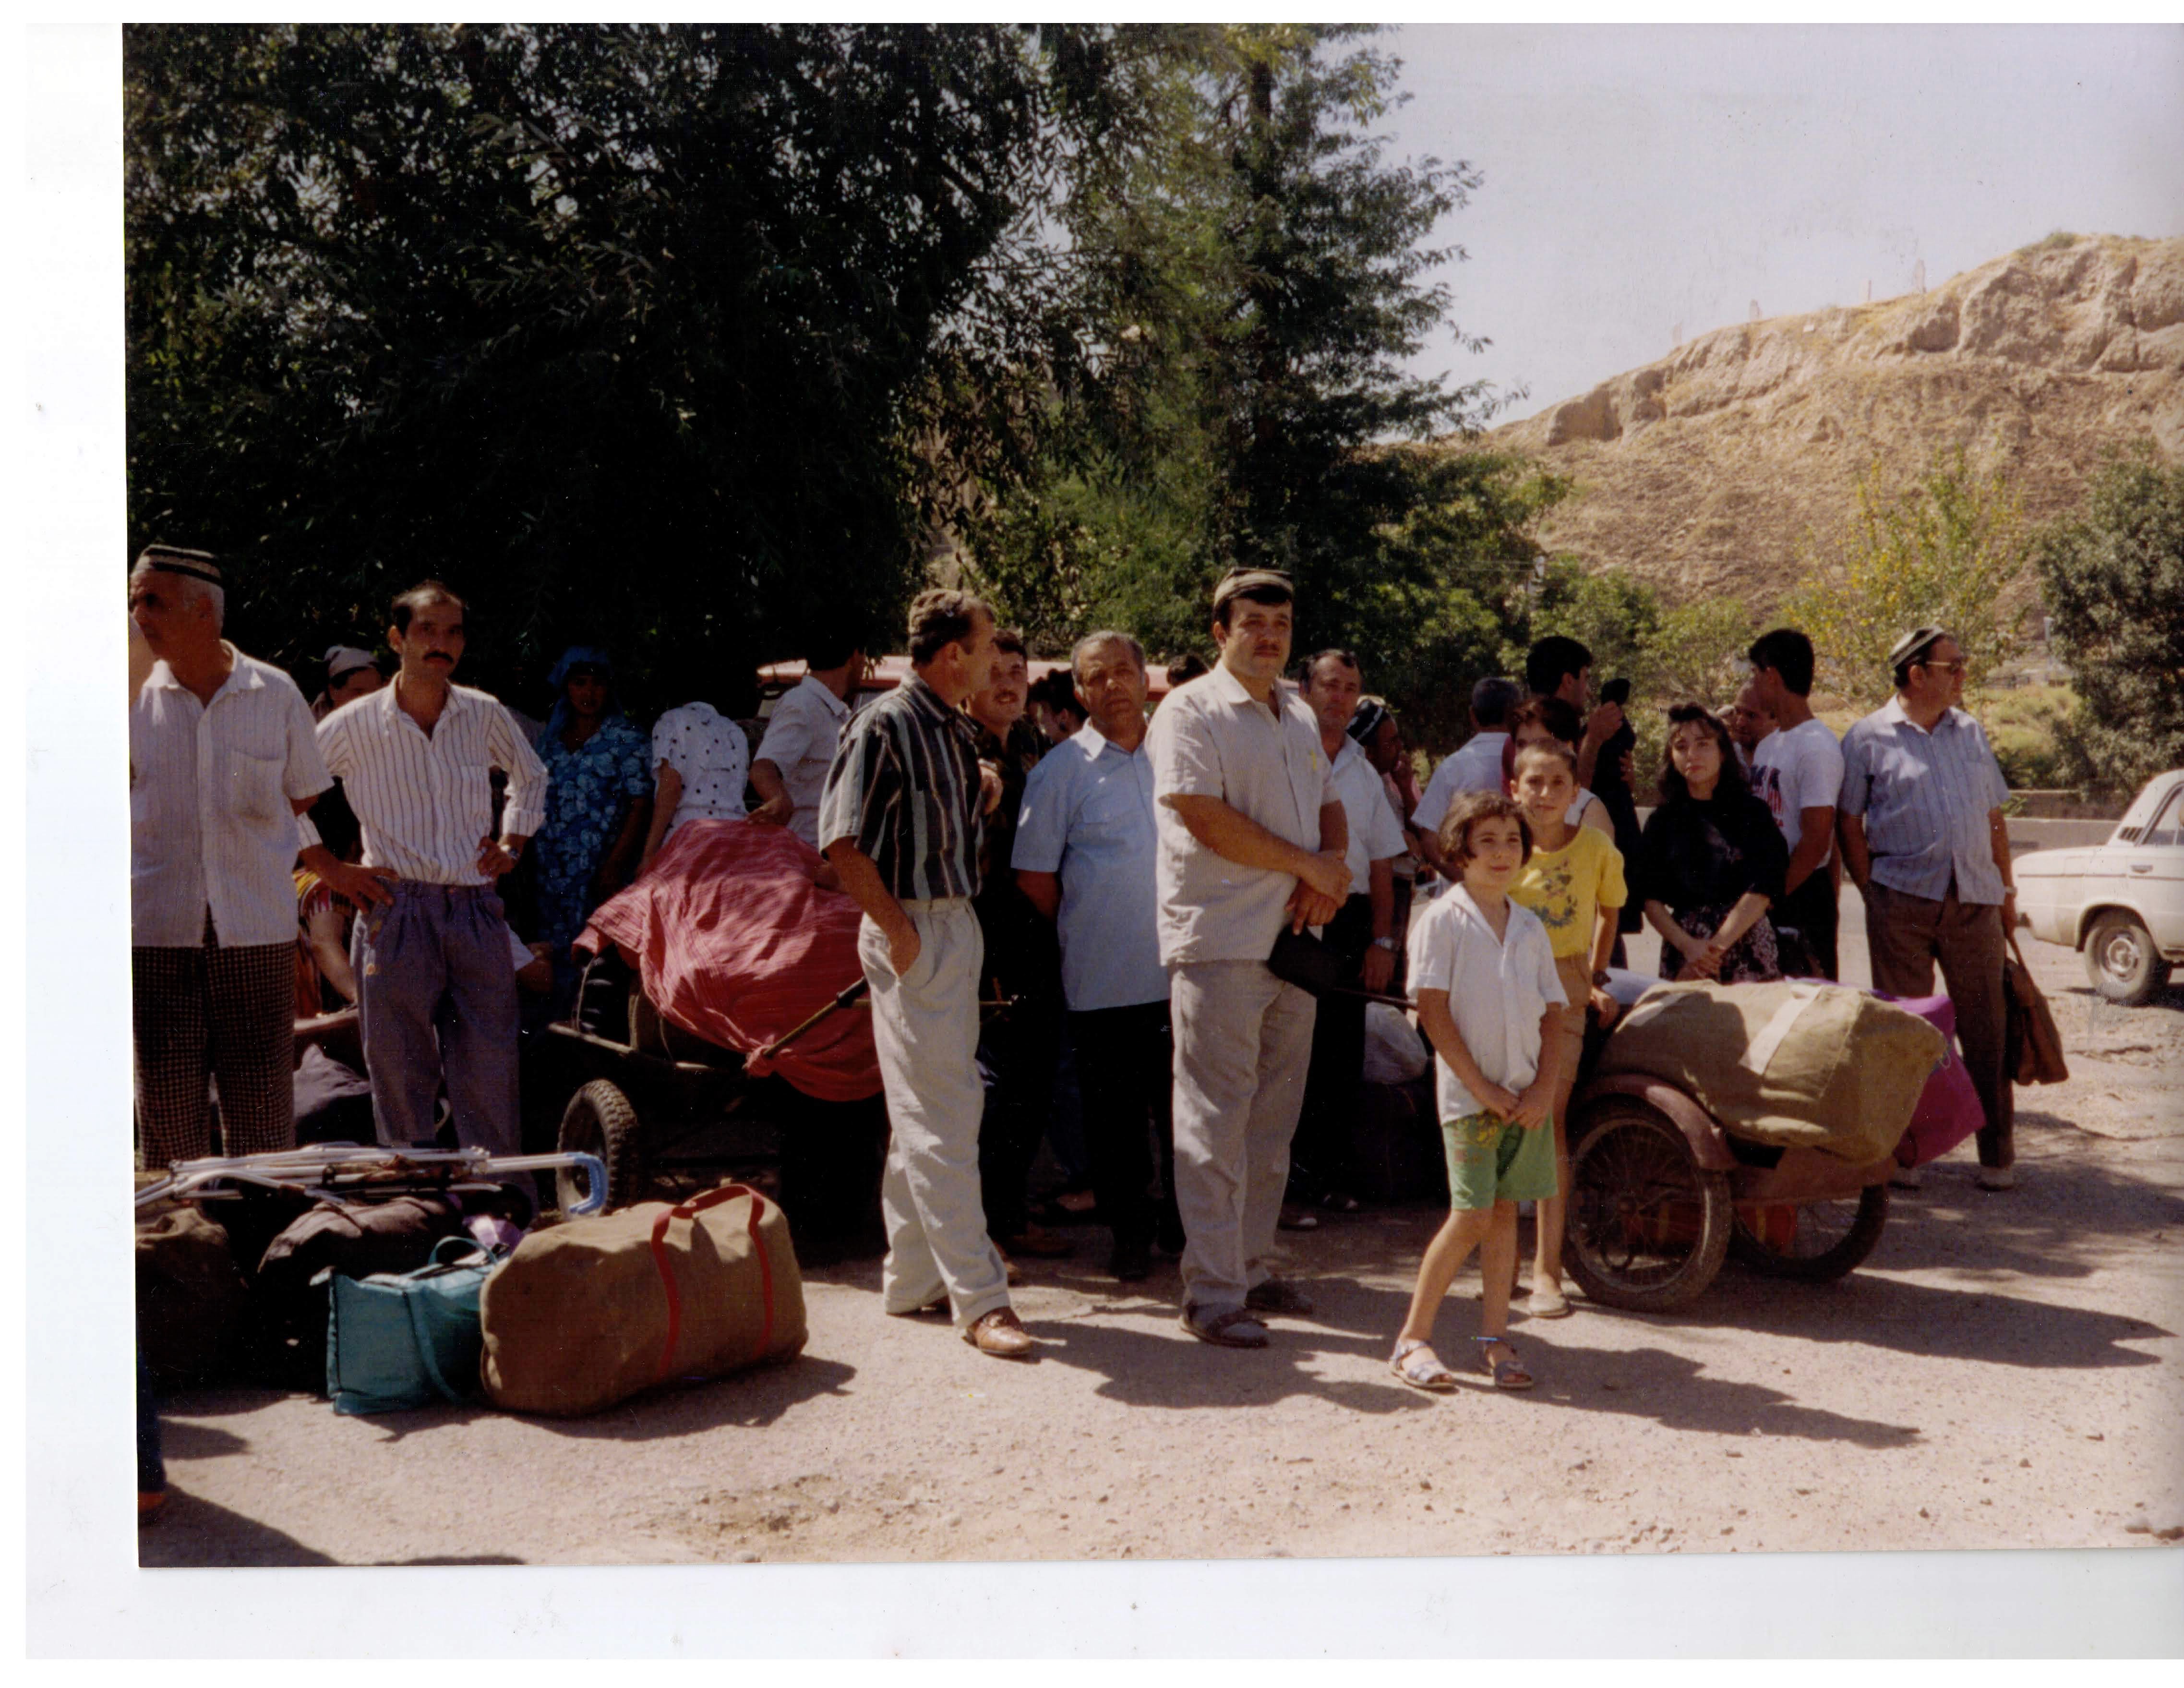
[1109,1236,1153,1282]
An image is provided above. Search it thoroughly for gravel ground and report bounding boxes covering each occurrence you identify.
[140,893,2184,1571]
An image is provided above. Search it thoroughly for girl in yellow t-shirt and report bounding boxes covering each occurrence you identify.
[1508,740,1627,1316]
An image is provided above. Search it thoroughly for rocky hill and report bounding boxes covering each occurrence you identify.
[1469,233,2184,605]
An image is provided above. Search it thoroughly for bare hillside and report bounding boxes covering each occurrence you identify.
[1468,234,2184,604]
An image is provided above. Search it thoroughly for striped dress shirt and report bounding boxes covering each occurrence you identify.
[131,647,333,948]
[816,673,984,902]
[301,681,549,886]
[1838,695,2011,904]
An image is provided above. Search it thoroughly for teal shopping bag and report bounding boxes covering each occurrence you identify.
[325,1235,500,1415]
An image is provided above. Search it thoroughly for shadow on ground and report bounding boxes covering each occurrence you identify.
[138,1492,336,1567]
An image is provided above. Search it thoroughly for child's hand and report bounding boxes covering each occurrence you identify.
[1588,987,1620,1027]
[1509,1081,1553,1130]
[1477,1082,1522,1119]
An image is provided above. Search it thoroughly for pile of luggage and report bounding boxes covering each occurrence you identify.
[138,1157,807,1419]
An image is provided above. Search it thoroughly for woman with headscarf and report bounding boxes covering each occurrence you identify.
[529,647,653,978]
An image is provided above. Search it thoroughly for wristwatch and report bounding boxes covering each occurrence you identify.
[1372,937,1396,952]
[1592,969,1612,989]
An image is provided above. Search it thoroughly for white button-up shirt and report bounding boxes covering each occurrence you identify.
[1408,885,1566,1121]
[1328,736,1407,895]
[1149,664,1332,967]
[1011,721,1168,1010]
[753,675,852,847]
[1413,731,1511,834]
[131,647,332,948]
[304,681,548,886]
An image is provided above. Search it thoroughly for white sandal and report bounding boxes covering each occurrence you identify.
[1389,1338,1460,1392]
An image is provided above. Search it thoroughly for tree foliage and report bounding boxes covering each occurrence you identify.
[127,23,1070,711]
[126,24,1560,735]
[952,24,1556,741]
[1779,447,2032,709]
[2034,447,2184,795]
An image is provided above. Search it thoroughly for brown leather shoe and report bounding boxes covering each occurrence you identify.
[963,1306,1035,1360]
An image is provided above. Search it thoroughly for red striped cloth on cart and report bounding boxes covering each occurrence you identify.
[577,820,881,1102]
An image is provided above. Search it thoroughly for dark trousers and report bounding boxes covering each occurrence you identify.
[1866,879,2014,1168]
[1778,868,1841,981]
[1293,893,1376,1198]
[1069,1000,1180,1248]
[352,881,520,1155]
[977,989,1062,1242]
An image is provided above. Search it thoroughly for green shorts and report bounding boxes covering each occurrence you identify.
[1441,1111,1560,1211]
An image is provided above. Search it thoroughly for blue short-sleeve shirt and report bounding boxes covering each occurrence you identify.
[1010,722,1168,1010]
[1838,696,2011,904]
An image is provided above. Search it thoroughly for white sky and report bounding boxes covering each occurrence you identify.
[1382,23,2184,425]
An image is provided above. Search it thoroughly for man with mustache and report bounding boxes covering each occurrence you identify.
[1150,568,1351,1349]
[295,580,548,1169]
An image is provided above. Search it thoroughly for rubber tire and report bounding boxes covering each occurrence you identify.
[1562,1099,1732,1314]
[2084,911,2165,1007]
[1728,1182,1889,1283]
[556,1079,644,1213]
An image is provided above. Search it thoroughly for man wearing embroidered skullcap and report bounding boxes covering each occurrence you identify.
[312,645,385,722]
[128,546,335,1165]
[1838,627,2020,1190]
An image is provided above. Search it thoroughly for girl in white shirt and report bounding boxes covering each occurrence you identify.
[1389,790,1568,1394]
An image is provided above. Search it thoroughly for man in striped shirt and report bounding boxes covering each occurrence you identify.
[295,581,548,1166]
[129,547,334,1166]
[1839,627,2020,1190]
[818,589,1034,1360]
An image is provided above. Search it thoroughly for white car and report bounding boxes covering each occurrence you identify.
[2015,770,2184,1006]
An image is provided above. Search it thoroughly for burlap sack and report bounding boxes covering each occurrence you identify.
[1596,981,1944,1163]
[480,1182,805,1417]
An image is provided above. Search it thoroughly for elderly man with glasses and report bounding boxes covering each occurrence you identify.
[1838,627,2020,1190]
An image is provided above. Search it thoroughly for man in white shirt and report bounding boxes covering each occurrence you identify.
[1748,628,1846,979]
[751,632,866,848]
[129,547,334,1166]
[1411,676,1523,875]
[1151,569,1349,1349]
[296,581,547,1162]
[1291,651,1407,1212]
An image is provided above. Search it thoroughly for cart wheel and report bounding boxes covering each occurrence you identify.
[557,1080,643,1213]
[1729,1183,1889,1282]
[1563,1099,1732,1313]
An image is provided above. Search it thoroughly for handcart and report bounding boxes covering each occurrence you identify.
[538,951,889,1217]
[1558,1072,1896,1313]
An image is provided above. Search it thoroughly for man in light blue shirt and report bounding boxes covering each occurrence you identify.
[1839,627,2021,1188]
[1013,630,1180,1282]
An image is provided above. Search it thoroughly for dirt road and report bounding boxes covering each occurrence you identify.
[142,905,2184,1570]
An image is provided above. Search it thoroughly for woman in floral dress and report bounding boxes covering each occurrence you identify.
[530,647,653,1002]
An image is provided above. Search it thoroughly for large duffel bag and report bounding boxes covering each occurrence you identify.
[136,1206,252,1387]
[480,1182,804,1417]
[1596,981,1944,1164]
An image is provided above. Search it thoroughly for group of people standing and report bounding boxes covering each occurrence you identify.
[129,541,2024,1391]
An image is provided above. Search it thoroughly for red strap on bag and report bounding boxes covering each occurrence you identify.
[648,1183,778,1385]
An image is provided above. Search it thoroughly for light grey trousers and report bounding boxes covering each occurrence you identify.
[352,880,521,1156]
[1169,959,1319,1315]
[860,900,1012,1328]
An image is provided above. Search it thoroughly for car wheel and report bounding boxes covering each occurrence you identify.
[2084,911,2164,1007]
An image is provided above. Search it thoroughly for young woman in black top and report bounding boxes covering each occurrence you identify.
[1635,702,1790,984]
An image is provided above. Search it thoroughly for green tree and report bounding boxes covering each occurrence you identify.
[1780,447,2032,708]
[955,23,1543,735]
[2035,447,2184,795]
[126,23,1071,711]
